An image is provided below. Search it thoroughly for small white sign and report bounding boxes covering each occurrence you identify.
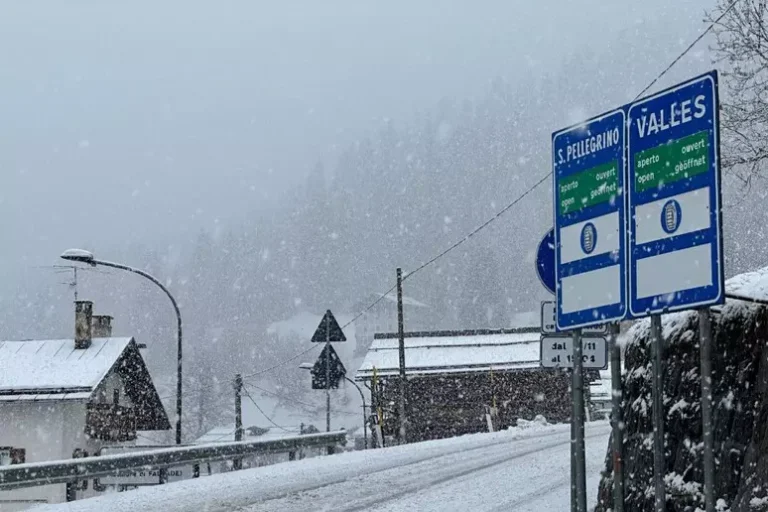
[540,301,608,335]
[541,301,558,334]
[96,446,197,486]
[98,468,161,486]
[540,335,608,369]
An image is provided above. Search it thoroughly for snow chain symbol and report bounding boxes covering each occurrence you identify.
[580,222,597,254]
[661,199,682,234]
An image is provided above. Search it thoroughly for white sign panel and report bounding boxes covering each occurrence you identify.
[96,446,197,486]
[98,468,161,486]
[540,301,608,335]
[540,335,608,369]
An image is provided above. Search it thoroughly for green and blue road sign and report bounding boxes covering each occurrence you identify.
[552,110,627,330]
[627,72,723,316]
[550,70,723,330]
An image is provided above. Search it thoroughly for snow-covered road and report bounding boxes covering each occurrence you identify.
[35,422,610,512]
[239,424,609,512]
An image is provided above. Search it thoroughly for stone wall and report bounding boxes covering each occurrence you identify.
[594,301,768,511]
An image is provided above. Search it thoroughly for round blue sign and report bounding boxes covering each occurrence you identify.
[536,229,556,295]
[661,199,682,234]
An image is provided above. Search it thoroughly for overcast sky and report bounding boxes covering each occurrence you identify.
[0,0,716,296]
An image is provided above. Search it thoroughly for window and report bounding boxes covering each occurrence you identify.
[0,447,25,465]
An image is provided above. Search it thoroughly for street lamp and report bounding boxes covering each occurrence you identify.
[61,249,183,445]
[299,363,367,449]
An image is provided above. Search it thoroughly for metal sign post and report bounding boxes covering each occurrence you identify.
[572,328,587,512]
[309,310,347,438]
[609,323,625,512]
[699,308,715,512]
[650,315,665,512]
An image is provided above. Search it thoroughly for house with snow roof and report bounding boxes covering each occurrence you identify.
[0,300,170,509]
[356,326,579,443]
[351,293,430,358]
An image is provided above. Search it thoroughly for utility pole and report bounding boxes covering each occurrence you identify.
[396,267,407,444]
[234,373,243,471]
[326,317,331,433]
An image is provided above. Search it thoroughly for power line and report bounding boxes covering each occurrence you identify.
[242,386,291,432]
[240,344,321,381]
[340,284,399,330]
[243,382,360,417]
[633,0,742,101]
[231,7,736,380]
[402,172,551,282]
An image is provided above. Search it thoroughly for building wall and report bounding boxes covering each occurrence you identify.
[374,369,572,443]
[0,401,89,510]
[0,377,134,509]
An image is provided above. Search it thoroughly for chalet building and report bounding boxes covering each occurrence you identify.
[351,293,429,359]
[356,327,575,443]
[0,301,170,510]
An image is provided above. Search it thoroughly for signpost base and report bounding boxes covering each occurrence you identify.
[609,323,625,512]
[572,329,587,512]
[650,315,666,512]
[699,308,715,512]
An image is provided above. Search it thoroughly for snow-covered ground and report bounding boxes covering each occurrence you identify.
[34,421,611,512]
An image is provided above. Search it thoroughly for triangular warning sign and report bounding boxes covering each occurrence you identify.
[311,344,347,389]
[311,310,346,342]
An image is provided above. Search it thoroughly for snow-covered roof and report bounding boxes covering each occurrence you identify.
[375,293,428,308]
[622,266,768,349]
[356,328,542,379]
[723,266,768,302]
[0,337,133,399]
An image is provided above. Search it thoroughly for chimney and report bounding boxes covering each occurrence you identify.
[74,301,93,349]
[92,315,113,338]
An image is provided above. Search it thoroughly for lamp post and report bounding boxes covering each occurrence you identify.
[61,249,183,445]
[299,364,367,449]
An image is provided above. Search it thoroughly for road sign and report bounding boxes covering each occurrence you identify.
[540,301,607,335]
[311,310,347,342]
[95,446,197,486]
[627,71,724,317]
[536,229,556,294]
[541,300,557,333]
[552,110,628,330]
[540,335,608,369]
[311,344,346,389]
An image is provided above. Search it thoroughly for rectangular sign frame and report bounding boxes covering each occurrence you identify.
[540,301,608,335]
[626,70,724,318]
[552,110,628,331]
[550,70,724,326]
[540,335,608,370]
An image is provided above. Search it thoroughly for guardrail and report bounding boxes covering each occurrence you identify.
[0,430,346,490]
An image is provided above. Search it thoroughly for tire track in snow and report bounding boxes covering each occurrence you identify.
[244,426,611,512]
